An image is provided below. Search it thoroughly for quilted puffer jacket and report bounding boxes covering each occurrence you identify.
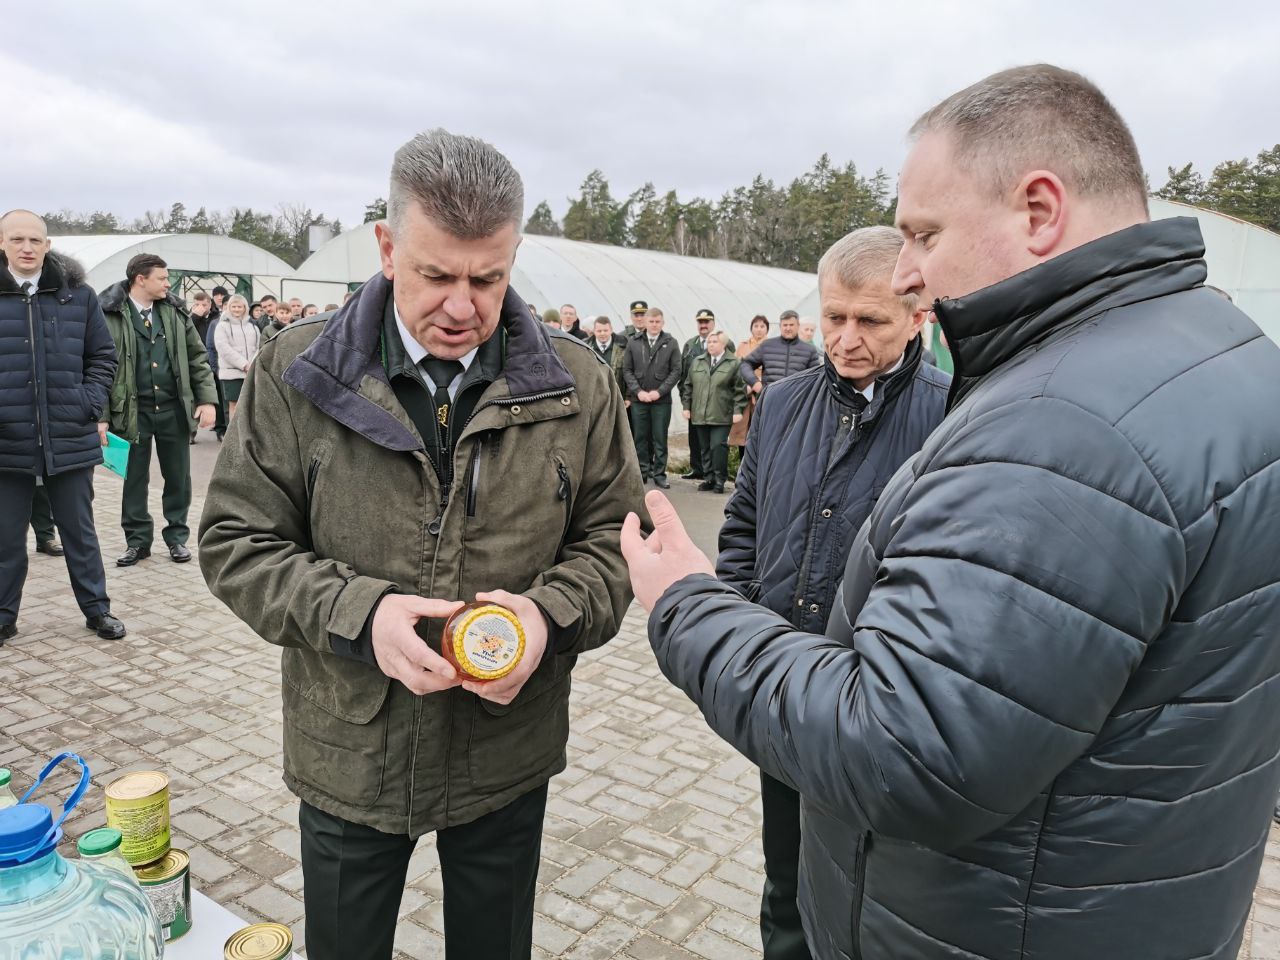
[650,217,1280,959]
[0,251,116,475]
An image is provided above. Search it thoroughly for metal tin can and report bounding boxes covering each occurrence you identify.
[224,922,293,960]
[133,848,191,942]
[105,770,170,866]
[442,602,526,681]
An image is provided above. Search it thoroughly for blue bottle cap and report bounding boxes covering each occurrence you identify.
[0,804,59,866]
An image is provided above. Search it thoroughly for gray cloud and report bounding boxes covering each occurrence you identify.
[7,0,1276,229]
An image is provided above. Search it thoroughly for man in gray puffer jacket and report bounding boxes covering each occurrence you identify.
[623,64,1280,960]
[740,309,819,393]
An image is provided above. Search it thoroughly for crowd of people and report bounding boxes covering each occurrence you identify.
[3,60,1280,960]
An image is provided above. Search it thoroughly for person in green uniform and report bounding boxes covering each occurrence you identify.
[99,254,217,566]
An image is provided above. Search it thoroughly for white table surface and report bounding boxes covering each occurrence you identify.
[165,889,301,959]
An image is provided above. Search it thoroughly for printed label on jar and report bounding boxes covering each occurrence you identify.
[459,612,523,675]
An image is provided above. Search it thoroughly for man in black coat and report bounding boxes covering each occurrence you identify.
[623,65,1280,960]
[622,306,681,488]
[739,309,819,393]
[0,210,126,644]
[714,226,949,960]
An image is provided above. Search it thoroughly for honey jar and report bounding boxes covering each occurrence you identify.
[441,602,526,682]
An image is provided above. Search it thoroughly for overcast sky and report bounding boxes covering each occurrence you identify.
[6,0,1276,230]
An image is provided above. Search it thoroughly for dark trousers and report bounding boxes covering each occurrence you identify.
[693,424,731,483]
[630,400,672,480]
[0,468,110,626]
[122,401,192,549]
[760,771,813,960]
[300,784,548,960]
[213,378,227,438]
[30,483,55,541]
[686,421,705,476]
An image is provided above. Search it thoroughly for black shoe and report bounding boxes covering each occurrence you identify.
[85,613,126,640]
[711,482,726,494]
[168,543,192,563]
[697,479,715,491]
[681,470,704,481]
[116,546,151,567]
[0,623,15,646]
[653,476,670,490]
[36,540,64,557]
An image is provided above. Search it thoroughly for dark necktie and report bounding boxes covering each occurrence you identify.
[422,357,465,449]
[20,281,32,297]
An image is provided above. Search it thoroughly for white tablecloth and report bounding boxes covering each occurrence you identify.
[165,889,301,958]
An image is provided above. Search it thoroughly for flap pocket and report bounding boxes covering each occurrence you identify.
[283,645,390,724]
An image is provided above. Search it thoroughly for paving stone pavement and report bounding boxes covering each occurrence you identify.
[3,452,1279,959]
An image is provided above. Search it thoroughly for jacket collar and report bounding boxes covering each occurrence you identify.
[933,217,1207,399]
[821,333,924,419]
[99,279,190,318]
[282,272,574,451]
[0,250,83,296]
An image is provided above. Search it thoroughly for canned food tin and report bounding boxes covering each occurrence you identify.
[133,848,191,942]
[224,922,294,960]
[105,770,170,866]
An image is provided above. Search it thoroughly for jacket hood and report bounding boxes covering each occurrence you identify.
[99,279,189,315]
[934,217,1206,399]
[0,250,87,294]
[282,271,575,452]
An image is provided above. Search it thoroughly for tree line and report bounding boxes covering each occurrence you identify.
[42,203,341,269]
[41,144,1280,274]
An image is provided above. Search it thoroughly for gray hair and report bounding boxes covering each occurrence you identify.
[387,129,524,239]
[910,64,1148,215]
[817,226,918,314]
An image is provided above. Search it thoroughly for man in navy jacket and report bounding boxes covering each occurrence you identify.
[0,210,126,644]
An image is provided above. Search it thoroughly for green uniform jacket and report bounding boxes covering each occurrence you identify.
[591,337,627,393]
[98,282,218,442]
[681,353,748,425]
[198,277,646,836]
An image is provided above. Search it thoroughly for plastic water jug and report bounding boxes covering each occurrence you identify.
[0,753,163,960]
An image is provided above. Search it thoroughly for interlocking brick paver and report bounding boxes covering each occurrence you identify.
[10,457,1279,958]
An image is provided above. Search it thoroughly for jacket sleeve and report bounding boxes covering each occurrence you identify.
[739,355,760,387]
[714,390,765,595]
[197,345,398,659]
[181,311,219,405]
[522,365,647,656]
[679,362,695,407]
[215,322,248,374]
[652,400,1184,852]
[656,341,682,398]
[622,343,642,397]
[80,289,117,422]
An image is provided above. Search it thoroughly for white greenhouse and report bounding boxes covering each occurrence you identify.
[47,233,295,303]
[293,224,818,348]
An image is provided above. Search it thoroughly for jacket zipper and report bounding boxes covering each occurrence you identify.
[851,831,871,959]
[465,437,483,517]
[555,459,572,547]
[303,457,321,551]
[26,296,44,449]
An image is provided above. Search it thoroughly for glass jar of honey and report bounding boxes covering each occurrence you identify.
[442,602,526,682]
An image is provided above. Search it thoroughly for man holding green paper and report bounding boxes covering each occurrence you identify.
[99,254,218,566]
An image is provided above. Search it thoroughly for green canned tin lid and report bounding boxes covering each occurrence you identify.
[77,827,124,857]
[0,769,10,787]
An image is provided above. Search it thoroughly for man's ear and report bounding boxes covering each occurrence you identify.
[374,222,395,280]
[1016,170,1068,259]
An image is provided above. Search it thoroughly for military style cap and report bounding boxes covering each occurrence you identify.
[629,300,648,315]
[695,308,715,322]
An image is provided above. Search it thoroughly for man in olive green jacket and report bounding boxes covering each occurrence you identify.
[199,130,644,960]
[680,331,747,493]
[100,254,217,565]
